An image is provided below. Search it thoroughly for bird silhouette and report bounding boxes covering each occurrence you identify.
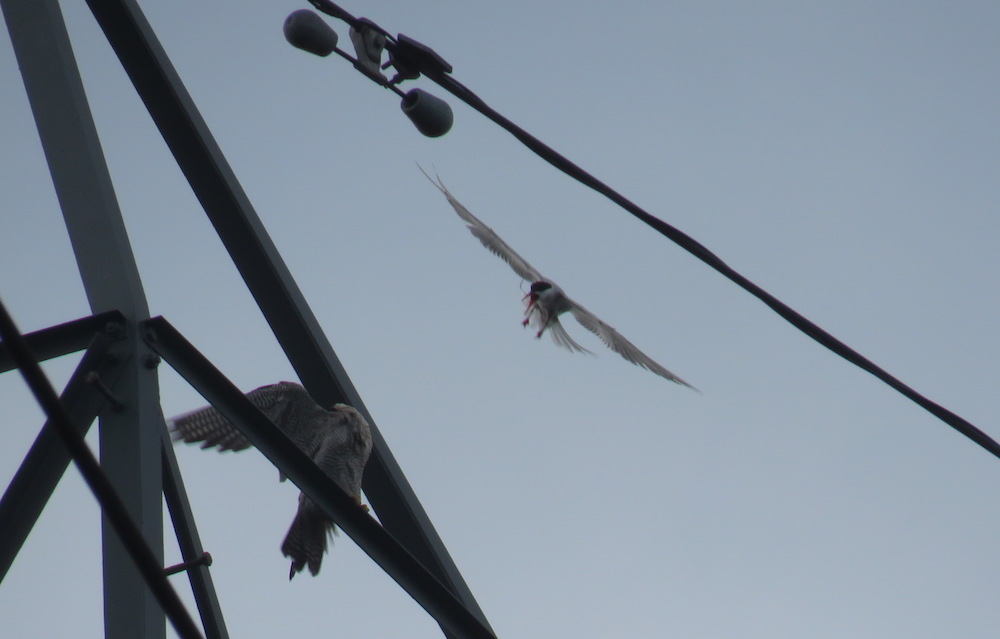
[422,168,697,390]
[168,381,373,578]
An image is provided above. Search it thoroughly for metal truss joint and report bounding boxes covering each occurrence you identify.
[103,320,126,340]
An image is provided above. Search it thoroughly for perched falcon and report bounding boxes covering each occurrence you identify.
[422,168,697,390]
[168,381,373,579]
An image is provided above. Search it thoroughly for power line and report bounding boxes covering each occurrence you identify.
[295,1,998,460]
[422,72,1000,459]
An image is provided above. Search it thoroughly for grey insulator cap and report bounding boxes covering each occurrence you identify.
[284,10,338,57]
[401,89,453,137]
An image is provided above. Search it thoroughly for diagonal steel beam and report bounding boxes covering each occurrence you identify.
[81,0,492,634]
[161,431,230,639]
[0,311,125,374]
[0,333,123,581]
[145,316,496,639]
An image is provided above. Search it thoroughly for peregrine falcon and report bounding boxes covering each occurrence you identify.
[421,168,698,390]
[168,381,373,579]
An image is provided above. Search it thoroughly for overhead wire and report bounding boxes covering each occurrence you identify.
[305,0,998,458]
[422,70,1000,458]
[423,70,999,459]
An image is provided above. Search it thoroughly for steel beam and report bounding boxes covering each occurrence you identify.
[0,311,125,373]
[0,300,203,639]
[145,316,496,639]
[2,0,164,636]
[0,334,121,581]
[161,431,230,639]
[81,0,492,634]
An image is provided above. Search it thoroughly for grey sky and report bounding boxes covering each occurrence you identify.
[2,1,998,637]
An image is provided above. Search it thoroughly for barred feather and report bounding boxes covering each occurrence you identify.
[168,381,373,577]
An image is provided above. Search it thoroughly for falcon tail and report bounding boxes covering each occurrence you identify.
[281,498,333,579]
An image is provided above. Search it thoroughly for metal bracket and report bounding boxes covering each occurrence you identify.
[164,552,213,577]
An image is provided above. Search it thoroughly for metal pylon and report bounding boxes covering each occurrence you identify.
[0,0,495,637]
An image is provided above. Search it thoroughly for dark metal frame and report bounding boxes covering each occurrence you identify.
[145,317,495,639]
[1,0,494,637]
[0,306,207,639]
[0,317,125,580]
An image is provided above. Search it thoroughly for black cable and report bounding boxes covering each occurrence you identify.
[419,70,1000,460]
[0,298,205,639]
[300,1,996,454]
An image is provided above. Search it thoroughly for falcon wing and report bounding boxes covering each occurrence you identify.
[168,381,311,452]
[168,405,252,452]
[420,166,544,283]
[568,301,698,390]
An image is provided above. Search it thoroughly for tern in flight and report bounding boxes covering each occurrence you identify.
[422,168,697,391]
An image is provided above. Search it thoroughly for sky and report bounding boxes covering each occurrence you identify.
[2,0,999,637]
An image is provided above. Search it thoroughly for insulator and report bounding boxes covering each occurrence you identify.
[400,89,453,138]
[283,10,338,57]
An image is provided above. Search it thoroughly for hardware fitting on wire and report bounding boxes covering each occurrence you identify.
[283,0,454,137]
